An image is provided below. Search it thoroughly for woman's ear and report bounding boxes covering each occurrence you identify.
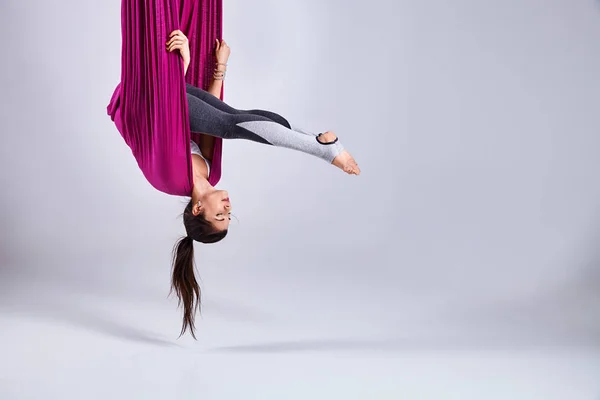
[192,200,202,216]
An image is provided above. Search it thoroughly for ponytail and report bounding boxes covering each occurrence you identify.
[171,200,228,339]
[171,235,201,339]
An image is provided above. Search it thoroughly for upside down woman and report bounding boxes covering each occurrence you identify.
[160,30,359,338]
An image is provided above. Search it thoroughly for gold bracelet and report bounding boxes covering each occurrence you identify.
[213,68,226,78]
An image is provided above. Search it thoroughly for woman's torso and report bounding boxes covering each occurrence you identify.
[198,134,215,161]
[190,134,214,177]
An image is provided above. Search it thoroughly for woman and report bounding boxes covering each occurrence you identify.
[166,30,360,338]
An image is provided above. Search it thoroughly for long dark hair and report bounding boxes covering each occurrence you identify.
[171,200,227,339]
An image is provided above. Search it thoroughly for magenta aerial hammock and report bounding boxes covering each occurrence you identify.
[107,0,360,339]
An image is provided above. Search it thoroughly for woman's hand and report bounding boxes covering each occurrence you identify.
[167,30,191,74]
[215,39,230,65]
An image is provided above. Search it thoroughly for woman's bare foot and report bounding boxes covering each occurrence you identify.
[317,131,361,175]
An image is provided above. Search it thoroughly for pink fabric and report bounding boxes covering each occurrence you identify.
[107,0,223,196]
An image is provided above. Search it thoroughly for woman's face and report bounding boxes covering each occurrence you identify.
[193,189,232,231]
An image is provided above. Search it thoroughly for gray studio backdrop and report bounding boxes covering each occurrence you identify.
[1,0,599,399]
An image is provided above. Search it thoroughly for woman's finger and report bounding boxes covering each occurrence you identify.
[167,39,185,47]
[167,42,184,52]
[166,34,187,46]
[169,29,183,38]
[167,32,187,44]
[166,38,182,47]
[167,42,184,51]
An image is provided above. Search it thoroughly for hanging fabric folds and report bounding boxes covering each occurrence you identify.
[107,0,223,196]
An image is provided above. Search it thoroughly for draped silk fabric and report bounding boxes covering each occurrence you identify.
[107,0,223,196]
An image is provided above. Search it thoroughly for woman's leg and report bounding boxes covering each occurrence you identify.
[187,93,345,164]
[186,84,294,131]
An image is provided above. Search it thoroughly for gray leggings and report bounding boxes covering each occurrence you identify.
[185,84,343,163]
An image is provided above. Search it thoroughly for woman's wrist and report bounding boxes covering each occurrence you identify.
[213,61,227,80]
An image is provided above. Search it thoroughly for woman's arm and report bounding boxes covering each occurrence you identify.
[206,64,226,97]
[168,32,230,96]
[207,39,230,98]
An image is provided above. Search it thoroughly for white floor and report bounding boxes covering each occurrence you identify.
[1,300,599,400]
